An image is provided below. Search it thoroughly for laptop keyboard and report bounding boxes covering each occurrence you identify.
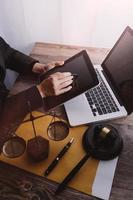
[85,69,120,116]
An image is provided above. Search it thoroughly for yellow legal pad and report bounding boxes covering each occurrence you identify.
[0,111,99,195]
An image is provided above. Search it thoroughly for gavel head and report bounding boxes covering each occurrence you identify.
[82,124,123,160]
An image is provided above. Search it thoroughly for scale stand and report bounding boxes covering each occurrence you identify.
[26,101,49,162]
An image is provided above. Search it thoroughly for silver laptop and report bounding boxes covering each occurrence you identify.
[64,26,133,126]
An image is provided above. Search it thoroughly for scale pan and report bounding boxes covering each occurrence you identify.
[47,121,69,141]
[2,136,26,158]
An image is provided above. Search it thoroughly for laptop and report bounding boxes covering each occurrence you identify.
[64,26,133,126]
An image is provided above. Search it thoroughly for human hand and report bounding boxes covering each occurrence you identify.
[37,72,73,97]
[32,61,64,74]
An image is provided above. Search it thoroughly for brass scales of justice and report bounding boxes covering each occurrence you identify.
[2,101,69,161]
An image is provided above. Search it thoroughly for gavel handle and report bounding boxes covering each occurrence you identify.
[55,153,90,195]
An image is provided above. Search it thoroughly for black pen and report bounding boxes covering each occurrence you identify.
[55,154,90,195]
[44,138,74,176]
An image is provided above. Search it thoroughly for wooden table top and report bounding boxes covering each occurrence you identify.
[0,42,133,200]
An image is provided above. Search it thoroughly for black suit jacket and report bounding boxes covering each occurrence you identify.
[0,37,38,80]
[0,36,42,111]
[0,37,43,150]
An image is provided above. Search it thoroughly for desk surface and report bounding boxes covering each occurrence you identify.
[0,43,133,200]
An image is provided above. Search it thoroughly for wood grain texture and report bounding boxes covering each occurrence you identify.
[0,161,98,200]
[30,42,110,65]
[0,43,133,200]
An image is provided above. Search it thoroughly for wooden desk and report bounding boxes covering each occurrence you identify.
[0,43,133,200]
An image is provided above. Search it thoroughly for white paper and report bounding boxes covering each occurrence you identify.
[92,157,118,200]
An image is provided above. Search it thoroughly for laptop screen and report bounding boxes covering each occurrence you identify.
[102,26,133,113]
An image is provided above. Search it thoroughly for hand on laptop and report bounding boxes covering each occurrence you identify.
[32,61,64,74]
[37,72,73,97]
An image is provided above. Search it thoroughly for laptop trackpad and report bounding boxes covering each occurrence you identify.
[64,94,93,126]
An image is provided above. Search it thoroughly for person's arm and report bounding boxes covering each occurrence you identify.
[0,37,38,74]
[0,86,42,152]
[0,37,65,75]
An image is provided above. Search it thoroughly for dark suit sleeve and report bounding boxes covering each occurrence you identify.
[0,37,38,74]
[7,86,43,112]
[0,86,43,151]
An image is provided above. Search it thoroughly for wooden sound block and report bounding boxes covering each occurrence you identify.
[27,136,49,162]
[82,124,123,160]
